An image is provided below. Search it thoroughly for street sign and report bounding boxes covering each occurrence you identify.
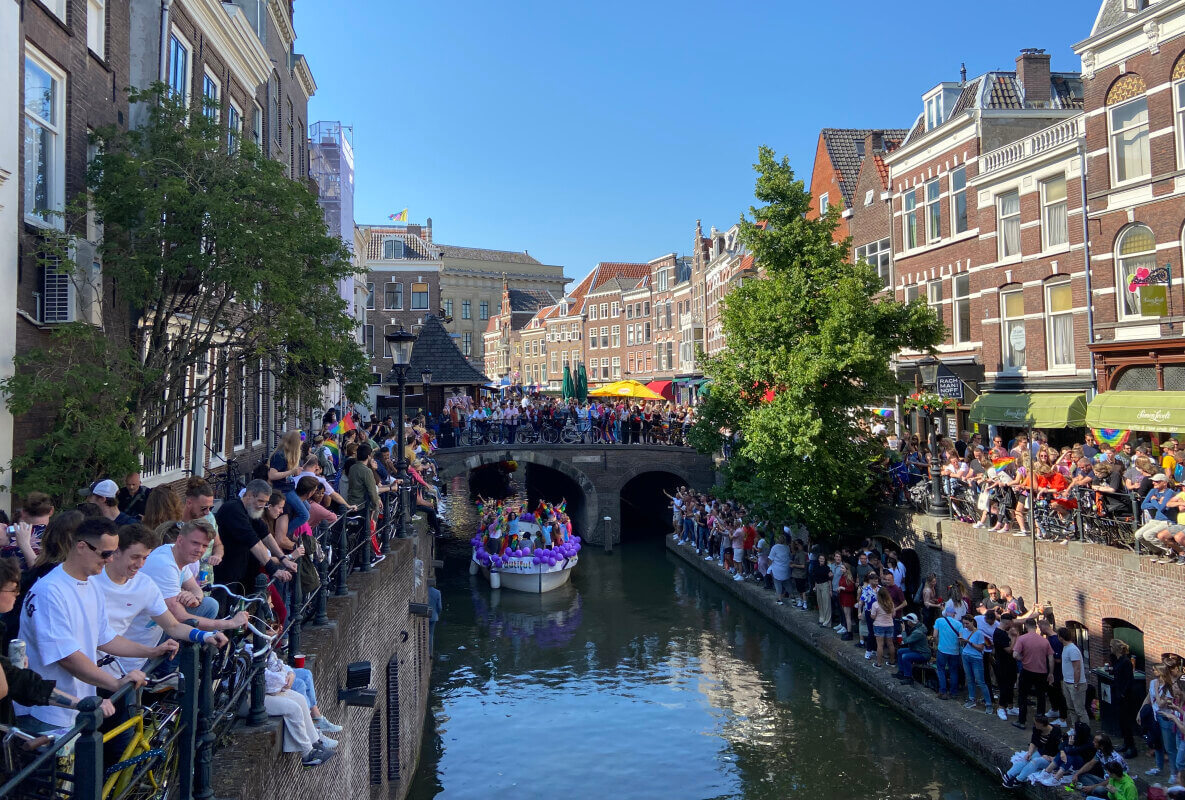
[937,375,963,400]
[1140,284,1168,316]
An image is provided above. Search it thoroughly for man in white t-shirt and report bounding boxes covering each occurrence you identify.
[16,518,174,730]
[1057,627,1087,726]
[297,455,349,508]
[141,520,234,624]
[93,524,241,676]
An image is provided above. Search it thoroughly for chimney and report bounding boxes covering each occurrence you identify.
[424,217,433,242]
[406,223,422,238]
[1017,48,1051,107]
[867,130,885,153]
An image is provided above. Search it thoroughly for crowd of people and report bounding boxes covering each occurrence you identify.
[0,406,445,775]
[877,423,1185,560]
[667,484,1185,795]
[470,498,578,569]
[438,388,696,446]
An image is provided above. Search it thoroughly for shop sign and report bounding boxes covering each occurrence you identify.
[937,375,963,400]
[1139,284,1168,316]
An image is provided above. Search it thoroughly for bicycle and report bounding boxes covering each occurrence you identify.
[209,457,244,503]
[205,585,276,723]
[515,425,541,444]
[97,658,184,800]
[559,420,582,445]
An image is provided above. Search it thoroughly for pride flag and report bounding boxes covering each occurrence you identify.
[1093,428,1131,448]
[329,416,357,436]
[388,209,408,222]
[992,456,1015,469]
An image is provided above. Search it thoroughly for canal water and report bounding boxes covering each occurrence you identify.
[408,482,1009,800]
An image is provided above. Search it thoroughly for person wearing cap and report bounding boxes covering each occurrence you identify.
[81,479,138,526]
[1136,474,1179,556]
[892,613,930,684]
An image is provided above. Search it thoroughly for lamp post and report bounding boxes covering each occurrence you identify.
[384,327,417,539]
[916,355,949,517]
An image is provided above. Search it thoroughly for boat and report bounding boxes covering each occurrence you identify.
[468,513,581,594]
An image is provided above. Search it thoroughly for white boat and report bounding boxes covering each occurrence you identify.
[468,519,580,593]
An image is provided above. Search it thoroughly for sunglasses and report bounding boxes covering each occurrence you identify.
[81,540,117,559]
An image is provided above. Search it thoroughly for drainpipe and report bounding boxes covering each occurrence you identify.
[158,0,174,83]
[1079,134,1096,392]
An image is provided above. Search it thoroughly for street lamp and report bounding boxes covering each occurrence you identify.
[384,326,417,539]
[916,354,949,517]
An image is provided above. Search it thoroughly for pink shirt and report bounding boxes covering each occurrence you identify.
[1012,631,1053,674]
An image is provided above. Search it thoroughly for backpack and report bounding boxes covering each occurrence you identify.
[1175,462,1185,484]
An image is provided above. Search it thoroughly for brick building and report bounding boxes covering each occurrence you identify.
[847,131,907,294]
[808,128,908,244]
[1074,0,1185,403]
[886,52,1084,435]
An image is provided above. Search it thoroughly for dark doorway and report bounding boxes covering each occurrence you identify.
[524,463,586,538]
[620,471,685,540]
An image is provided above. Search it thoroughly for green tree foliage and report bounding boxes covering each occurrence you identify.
[2,87,369,504]
[690,147,944,530]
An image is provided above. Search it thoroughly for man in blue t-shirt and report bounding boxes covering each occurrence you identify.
[934,609,963,699]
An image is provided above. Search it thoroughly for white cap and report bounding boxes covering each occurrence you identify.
[90,479,119,498]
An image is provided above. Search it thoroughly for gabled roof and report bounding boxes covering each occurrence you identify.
[508,288,557,313]
[408,314,489,386]
[819,129,909,207]
[436,244,542,265]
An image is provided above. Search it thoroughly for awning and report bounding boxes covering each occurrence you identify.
[1085,391,1185,434]
[968,392,1087,429]
[646,380,674,400]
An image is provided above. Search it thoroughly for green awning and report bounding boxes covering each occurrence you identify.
[968,392,1087,429]
[1085,391,1185,434]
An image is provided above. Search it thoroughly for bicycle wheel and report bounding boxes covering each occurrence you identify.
[486,428,504,446]
[541,426,560,444]
[561,426,580,445]
[516,428,535,444]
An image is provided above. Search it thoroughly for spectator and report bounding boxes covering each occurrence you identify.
[116,473,152,520]
[892,613,929,684]
[993,613,1019,720]
[255,644,337,768]
[1012,617,1055,731]
[141,520,223,622]
[1058,627,1087,728]
[789,539,809,609]
[141,486,184,532]
[1071,733,1128,788]
[297,455,349,510]
[15,518,169,731]
[870,587,895,669]
[80,479,137,526]
[810,554,832,628]
[269,431,310,533]
[213,481,295,595]
[1107,639,1139,759]
[1140,662,1178,777]
[836,563,855,640]
[1081,760,1136,800]
[181,477,224,568]
[346,444,390,518]
[959,613,993,715]
[4,492,53,569]
[768,534,791,605]
[1000,713,1062,787]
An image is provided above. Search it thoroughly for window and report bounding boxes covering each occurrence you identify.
[627,325,635,346]
[209,353,227,458]
[252,360,264,444]
[644,322,651,342]
[819,193,829,215]
[443,298,453,317]
[479,300,489,320]
[925,178,941,242]
[666,342,674,370]
[612,357,621,378]
[644,301,650,316]
[87,0,106,59]
[227,102,242,153]
[1117,224,1157,318]
[366,282,375,310]
[864,189,875,207]
[251,102,263,146]
[411,283,429,310]
[461,300,471,319]
[363,324,374,356]
[382,238,404,259]
[855,237,892,289]
[269,72,281,147]
[611,302,619,317]
[626,304,633,319]
[590,304,597,321]
[1046,281,1074,369]
[202,70,220,120]
[1042,175,1068,249]
[904,284,919,303]
[997,190,1021,258]
[611,325,620,347]
[927,281,943,309]
[23,50,66,229]
[39,260,75,323]
[385,283,403,310]
[601,360,610,380]
[40,0,65,22]
[600,303,608,319]
[657,270,668,291]
[925,95,942,130]
[1176,78,1185,169]
[600,326,608,349]
[462,333,472,356]
[903,191,918,250]
[953,274,971,344]
[950,166,968,235]
[168,30,192,105]
[1001,289,1026,371]
[232,362,246,449]
[589,329,597,349]
[1110,96,1150,184]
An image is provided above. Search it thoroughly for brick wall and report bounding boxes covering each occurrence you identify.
[806,133,848,241]
[876,509,1176,672]
[212,527,434,800]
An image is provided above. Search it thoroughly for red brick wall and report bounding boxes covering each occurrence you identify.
[806,133,849,241]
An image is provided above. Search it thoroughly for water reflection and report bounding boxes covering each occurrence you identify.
[411,480,1007,800]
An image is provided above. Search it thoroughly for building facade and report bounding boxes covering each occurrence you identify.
[809,128,909,243]
[0,0,19,512]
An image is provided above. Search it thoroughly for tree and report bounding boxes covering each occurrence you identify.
[2,86,369,504]
[690,147,944,531]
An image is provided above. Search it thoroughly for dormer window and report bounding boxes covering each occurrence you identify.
[382,237,404,259]
[925,96,942,131]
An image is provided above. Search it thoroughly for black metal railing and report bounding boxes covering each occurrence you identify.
[0,488,408,799]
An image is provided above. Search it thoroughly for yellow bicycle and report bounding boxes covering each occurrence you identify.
[98,663,182,800]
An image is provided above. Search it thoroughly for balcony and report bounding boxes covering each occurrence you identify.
[979,115,1082,178]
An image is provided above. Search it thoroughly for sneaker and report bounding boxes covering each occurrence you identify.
[997,707,1008,720]
[985,706,994,715]
[314,716,343,734]
[1008,707,1020,716]
[1147,768,1162,776]
[317,737,338,750]
[973,521,986,529]
[836,626,848,635]
[1012,531,1028,537]
[302,749,336,768]
[776,600,784,605]
[833,623,844,631]
[871,662,882,669]
[704,556,714,561]
[1050,718,1066,727]
[733,574,744,581]
[964,700,977,709]
[865,651,872,660]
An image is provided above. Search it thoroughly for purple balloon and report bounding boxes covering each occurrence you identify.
[532,556,541,565]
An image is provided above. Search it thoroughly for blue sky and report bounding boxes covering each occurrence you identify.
[303,0,1092,284]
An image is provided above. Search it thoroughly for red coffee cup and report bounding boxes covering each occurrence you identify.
[293,654,306,668]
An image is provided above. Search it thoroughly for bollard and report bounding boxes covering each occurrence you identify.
[380,493,393,554]
[336,518,350,596]
[247,573,269,726]
[288,572,303,663]
[1075,503,1085,542]
[177,642,200,800]
[1132,495,1143,555]
[314,527,330,625]
[193,644,216,800]
[72,697,105,800]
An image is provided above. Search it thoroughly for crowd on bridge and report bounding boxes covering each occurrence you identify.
[436,389,696,447]
[0,404,445,782]
[667,484,1184,796]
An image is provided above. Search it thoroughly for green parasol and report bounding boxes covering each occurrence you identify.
[576,363,588,403]
[562,365,574,400]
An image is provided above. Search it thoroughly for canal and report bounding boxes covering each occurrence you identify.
[409,480,1009,800]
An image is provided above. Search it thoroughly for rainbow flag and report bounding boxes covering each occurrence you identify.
[1093,428,1131,449]
[992,456,1015,469]
[329,416,357,436]
[388,209,408,222]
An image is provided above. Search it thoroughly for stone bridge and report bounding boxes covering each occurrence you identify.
[433,444,716,546]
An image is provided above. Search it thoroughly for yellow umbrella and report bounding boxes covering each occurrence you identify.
[587,379,665,400]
